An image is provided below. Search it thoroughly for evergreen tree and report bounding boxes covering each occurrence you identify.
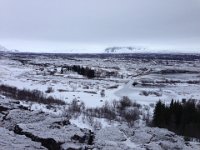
[153,100,166,127]
[153,99,200,139]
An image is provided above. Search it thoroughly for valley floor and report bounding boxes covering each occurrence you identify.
[0,52,200,149]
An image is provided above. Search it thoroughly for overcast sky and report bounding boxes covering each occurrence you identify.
[0,0,200,52]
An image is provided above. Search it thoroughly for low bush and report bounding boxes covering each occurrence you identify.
[83,97,141,127]
[0,84,65,105]
[45,87,54,93]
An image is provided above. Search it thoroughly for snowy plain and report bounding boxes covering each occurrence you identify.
[1,52,200,149]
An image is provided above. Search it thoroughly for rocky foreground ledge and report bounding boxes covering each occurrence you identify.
[0,98,199,150]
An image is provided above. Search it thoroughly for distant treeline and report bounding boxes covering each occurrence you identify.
[153,99,200,139]
[61,65,95,78]
[0,84,65,105]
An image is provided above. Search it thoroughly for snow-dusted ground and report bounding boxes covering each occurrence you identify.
[1,53,200,149]
[1,54,200,107]
[1,54,200,112]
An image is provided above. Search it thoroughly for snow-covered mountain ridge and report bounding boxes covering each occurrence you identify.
[0,45,20,53]
[0,45,9,52]
[104,46,146,53]
[0,43,199,54]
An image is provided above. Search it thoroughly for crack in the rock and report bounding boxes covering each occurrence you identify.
[14,125,62,150]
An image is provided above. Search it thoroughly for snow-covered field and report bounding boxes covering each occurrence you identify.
[0,53,200,116]
[1,53,200,107]
[1,52,200,149]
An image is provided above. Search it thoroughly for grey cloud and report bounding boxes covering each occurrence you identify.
[0,0,200,50]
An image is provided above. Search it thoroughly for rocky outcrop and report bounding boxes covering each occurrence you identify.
[0,97,200,150]
[14,125,61,150]
[93,126,200,150]
[0,98,95,150]
[0,127,46,150]
[2,109,48,130]
[12,115,93,150]
[128,126,199,150]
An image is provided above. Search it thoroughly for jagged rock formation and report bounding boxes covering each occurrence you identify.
[0,127,46,150]
[0,98,93,150]
[0,97,199,150]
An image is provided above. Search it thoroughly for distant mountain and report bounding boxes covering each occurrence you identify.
[0,45,20,53]
[0,45,9,52]
[10,49,20,53]
[104,46,146,53]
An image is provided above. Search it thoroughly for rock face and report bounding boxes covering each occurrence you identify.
[129,127,193,150]
[0,127,46,150]
[14,125,61,150]
[0,97,200,150]
[14,117,91,150]
[0,100,92,149]
[94,127,131,150]
[2,109,49,130]
[94,126,200,150]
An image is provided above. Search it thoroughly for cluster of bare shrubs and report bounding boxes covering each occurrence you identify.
[66,99,85,117]
[45,87,54,93]
[140,90,162,97]
[0,84,65,105]
[67,96,141,127]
